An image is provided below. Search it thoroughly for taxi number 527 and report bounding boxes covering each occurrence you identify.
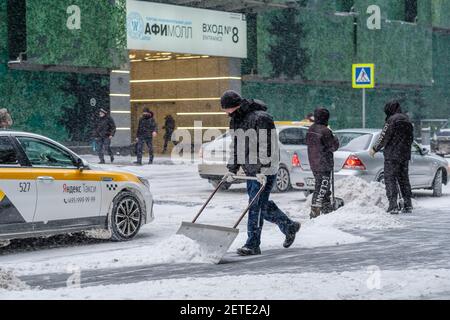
[19,182,31,193]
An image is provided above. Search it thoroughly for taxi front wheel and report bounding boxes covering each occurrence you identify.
[109,191,143,241]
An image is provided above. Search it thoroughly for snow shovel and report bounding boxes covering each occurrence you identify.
[331,170,345,211]
[177,175,266,264]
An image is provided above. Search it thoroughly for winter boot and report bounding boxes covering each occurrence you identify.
[236,246,261,256]
[402,198,413,214]
[110,155,115,163]
[387,201,400,215]
[310,206,321,219]
[322,202,334,215]
[134,159,142,166]
[98,158,105,164]
[283,221,301,248]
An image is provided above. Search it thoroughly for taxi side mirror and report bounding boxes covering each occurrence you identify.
[75,158,87,171]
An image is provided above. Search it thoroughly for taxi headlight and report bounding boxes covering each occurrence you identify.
[138,177,150,189]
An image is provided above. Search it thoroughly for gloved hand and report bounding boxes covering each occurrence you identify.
[256,173,267,186]
[223,172,236,183]
[369,148,376,158]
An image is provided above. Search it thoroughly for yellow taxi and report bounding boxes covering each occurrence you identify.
[0,131,154,244]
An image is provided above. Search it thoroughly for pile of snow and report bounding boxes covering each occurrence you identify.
[0,269,29,291]
[148,235,215,264]
[296,176,404,230]
[2,235,215,276]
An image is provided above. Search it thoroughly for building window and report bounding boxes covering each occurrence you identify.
[405,0,418,23]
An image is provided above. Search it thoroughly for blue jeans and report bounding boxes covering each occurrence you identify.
[245,175,294,249]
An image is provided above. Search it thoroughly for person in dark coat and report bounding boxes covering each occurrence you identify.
[221,90,301,256]
[306,107,340,219]
[370,100,414,214]
[135,108,158,165]
[94,108,116,164]
[162,115,176,153]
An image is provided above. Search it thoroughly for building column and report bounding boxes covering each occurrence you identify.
[110,70,131,148]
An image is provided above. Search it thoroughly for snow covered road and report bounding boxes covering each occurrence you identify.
[1,156,450,299]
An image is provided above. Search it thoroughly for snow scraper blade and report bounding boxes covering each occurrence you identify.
[177,222,239,264]
[177,175,266,264]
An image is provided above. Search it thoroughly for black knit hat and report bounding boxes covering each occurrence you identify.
[143,107,151,113]
[221,90,243,109]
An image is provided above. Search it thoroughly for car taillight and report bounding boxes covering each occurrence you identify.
[343,155,366,170]
[292,153,301,167]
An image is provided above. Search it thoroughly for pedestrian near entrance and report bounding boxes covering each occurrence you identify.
[221,90,301,256]
[94,108,116,164]
[306,107,340,219]
[135,108,158,165]
[0,108,13,130]
[162,114,176,153]
[369,100,414,214]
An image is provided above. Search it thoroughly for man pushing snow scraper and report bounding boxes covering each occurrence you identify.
[177,90,301,262]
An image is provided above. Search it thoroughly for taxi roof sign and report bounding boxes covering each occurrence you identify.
[352,64,375,89]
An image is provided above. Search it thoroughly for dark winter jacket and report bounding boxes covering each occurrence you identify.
[95,115,116,139]
[373,103,414,162]
[137,114,158,139]
[227,99,279,176]
[163,116,175,134]
[306,108,340,172]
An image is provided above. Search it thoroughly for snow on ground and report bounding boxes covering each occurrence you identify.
[0,155,449,298]
[0,158,377,276]
[4,269,450,300]
[0,235,214,276]
[0,269,29,291]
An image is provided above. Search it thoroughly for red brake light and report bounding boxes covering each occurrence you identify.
[343,155,366,170]
[292,153,301,167]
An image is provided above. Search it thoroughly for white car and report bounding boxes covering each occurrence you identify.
[198,124,309,192]
[0,131,154,244]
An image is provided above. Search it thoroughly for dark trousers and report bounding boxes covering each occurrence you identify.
[245,175,294,249]
[97,137,113,162]
[312,171,332,209]
[384,160,412,204]
[137,137,154,163]
[163,131,174,153]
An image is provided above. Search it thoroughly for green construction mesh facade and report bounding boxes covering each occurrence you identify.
[26,0,126,68]
[0,0,121,142]
[242,0,450,131]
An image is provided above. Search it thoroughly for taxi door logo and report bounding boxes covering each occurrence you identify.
[352,64,375,89]
[0,189,26,224]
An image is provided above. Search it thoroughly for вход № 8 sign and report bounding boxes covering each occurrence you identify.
[126,0,247,59]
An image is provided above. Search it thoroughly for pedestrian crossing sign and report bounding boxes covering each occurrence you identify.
[352,64,375,89]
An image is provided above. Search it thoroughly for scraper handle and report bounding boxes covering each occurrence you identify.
[191,175,262,224]
[191,178,228,223]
